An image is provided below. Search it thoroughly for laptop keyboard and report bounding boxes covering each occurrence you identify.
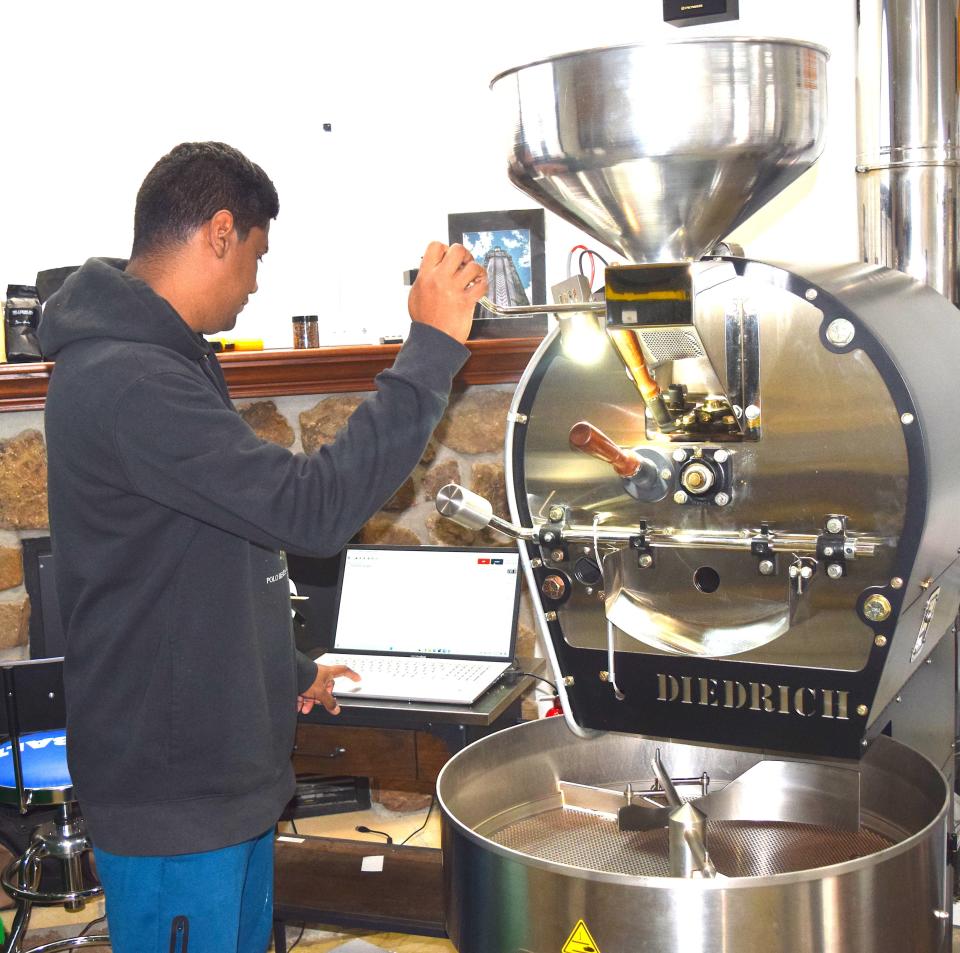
[316,652,513,704]
[323,654,492,683]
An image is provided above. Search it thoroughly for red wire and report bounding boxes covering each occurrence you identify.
[568,244,595,287]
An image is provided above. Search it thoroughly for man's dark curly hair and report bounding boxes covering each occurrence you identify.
[131,142,279,258]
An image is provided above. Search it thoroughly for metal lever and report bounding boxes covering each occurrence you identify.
[570,422,671,503]
[570,421,647,478]
[435,484,535,540]
[478,295,606,317]
[652,750,683,808]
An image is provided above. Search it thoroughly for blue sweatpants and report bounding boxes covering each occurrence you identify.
[92,828,274,953]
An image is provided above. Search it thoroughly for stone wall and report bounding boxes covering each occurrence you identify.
[0,422,50,658]
[0,386,543,713]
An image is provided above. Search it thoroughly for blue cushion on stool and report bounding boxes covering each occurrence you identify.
[0,730,71,790]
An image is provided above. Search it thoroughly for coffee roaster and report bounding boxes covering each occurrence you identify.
[434,36,960,953]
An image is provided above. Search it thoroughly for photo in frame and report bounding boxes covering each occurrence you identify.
[447,209,547,340]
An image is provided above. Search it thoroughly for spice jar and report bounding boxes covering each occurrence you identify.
[292,315,319,349]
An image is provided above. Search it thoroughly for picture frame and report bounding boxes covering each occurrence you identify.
[448,209,548,340]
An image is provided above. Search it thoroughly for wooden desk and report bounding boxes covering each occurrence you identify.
[292,660,546,796]
[276,661,547,947]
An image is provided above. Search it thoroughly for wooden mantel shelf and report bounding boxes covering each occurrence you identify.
[0,337,542,412]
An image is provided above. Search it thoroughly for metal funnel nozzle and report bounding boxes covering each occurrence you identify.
[491,38,828,262]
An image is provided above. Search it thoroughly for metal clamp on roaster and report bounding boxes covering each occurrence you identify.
[751,522,776,577]
[816,513,855,579]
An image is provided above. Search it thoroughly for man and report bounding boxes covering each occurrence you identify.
[37,141,487,952]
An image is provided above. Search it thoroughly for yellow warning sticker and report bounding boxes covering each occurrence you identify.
[562,919,601,953]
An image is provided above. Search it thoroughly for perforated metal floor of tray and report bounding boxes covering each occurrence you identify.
[488,808,895,878]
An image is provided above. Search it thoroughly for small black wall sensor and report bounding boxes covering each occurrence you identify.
[663,0,739,26]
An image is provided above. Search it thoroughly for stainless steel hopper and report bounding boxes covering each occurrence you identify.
[490,38,828,263]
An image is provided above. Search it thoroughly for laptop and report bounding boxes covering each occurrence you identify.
[316,544,522,705]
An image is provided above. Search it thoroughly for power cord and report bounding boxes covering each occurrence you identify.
[287,923,306,951]
[512,670,562,717]
[355,825,393,845]
[79,914,107,937]
[354,798,436,847]
[578,248,610,291]
[512,671,558,696]
[399,795,436,846]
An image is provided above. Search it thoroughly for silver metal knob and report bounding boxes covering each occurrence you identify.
[436,484,532,540]
[436,484,493,531]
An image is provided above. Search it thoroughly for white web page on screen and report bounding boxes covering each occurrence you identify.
[333,548,520,657]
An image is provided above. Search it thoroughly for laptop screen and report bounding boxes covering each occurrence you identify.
[331,545,521,660]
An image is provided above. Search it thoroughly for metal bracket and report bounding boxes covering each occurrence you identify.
[629,521,654,569]
[751,522,776,576]
[817,514,851,579]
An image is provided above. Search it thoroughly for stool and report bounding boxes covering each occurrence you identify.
[0,661,109,952]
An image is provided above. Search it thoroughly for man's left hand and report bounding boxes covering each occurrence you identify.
[298,664,359,715]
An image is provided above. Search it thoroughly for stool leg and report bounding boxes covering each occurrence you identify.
[55,805,87,913]
[4,899,32,953]
[4,841,42,953]
[60,853,85,914]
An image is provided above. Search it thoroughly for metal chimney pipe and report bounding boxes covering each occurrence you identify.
[857,0,960,305]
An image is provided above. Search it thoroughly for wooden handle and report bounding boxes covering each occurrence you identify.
[607,329,661,400]
[569,421,643,478]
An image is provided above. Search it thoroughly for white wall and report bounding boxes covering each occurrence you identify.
[1,0,857,349]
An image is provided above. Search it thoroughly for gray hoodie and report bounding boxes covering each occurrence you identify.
[39,258,468,854]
